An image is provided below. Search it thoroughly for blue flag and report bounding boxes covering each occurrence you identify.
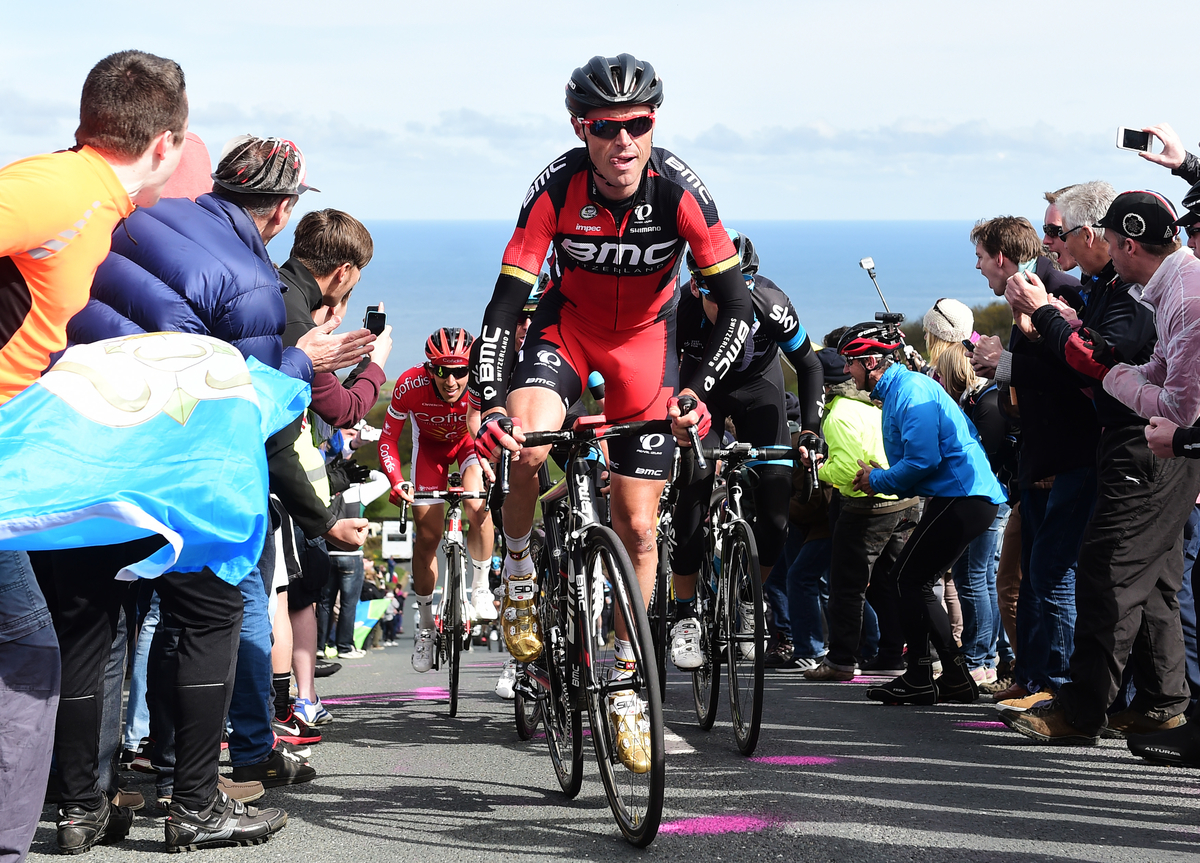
[0,333,308,585]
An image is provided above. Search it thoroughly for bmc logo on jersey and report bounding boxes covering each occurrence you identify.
[561,237,677,270]
[522,156,569,209]
[664,155,711,206]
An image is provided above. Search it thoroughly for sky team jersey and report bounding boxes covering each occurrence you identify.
[470,146,752,413]
[0,146,133,404]
[378,365,471,487]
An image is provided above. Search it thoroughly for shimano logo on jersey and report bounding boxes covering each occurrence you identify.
[574,224,602,233]
[664,155,711,205]
[476,326,504,383]
[561,237,677,272]
[635,203,653,221]
[627,225,661,233]
[522,156,569,209]
[579,204,598,220]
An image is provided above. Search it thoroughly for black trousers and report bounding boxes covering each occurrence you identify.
[149,569,242,811]
[1058,425,1200,734]
[31,538,161,811]
[890,496,999,666]
[826,502,918,668]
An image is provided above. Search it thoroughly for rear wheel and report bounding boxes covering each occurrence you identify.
[582,526,664,848]
[724,520,764,755]
[514,666,543,740]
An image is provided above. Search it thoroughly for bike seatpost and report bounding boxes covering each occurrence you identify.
[676,395,707,471]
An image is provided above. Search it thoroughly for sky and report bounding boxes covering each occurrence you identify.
[2,0,1197,223]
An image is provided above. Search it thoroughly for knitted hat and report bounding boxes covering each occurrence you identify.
[923,298,973,344]
[816,346,851,384]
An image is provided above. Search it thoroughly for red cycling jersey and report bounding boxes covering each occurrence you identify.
[379,365,477,493]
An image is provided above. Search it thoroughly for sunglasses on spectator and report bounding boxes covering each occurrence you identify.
[1059,224,1099,241]
[930,299,955,329]
[1043,224,1064,238]
[428,364,468,380]
[577,114,655,140]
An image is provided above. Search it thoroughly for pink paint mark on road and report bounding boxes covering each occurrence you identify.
[955,721,1008,729]
[751,755,838,766]
[659,815,777,835]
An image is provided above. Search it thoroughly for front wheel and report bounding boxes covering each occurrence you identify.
[724,520,764,755]
[692,546,721,730]
[446,547,464,718]
[582,526,664,848]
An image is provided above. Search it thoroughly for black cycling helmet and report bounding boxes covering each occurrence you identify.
[565,54,664,116]
[686,230,758,289]
[836,322,904,358]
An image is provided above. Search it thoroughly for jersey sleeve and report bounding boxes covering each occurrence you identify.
[469,163,562,412]
[755,280,821,431]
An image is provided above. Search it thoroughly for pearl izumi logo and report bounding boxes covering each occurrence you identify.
[579,204,598,220]
[1122,213,1146,237]
[635,203,653,221]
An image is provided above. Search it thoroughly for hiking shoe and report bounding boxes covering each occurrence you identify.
[502,576,542,662]
[230,749,315,788]
[339,648,366,659]
[776,656,822,674]
[996,690,1054,713]
[804,660,856,682]
[314,660,341,678]
[473,586,499,621]
[764,640,795,668]
[57,798,132,854]
[165,791,287,852]
[669,618,703,670]
[1101,708,1187,740]
[607,690,652,774]
[272,710,321,745]
[999,701,1099,745]
[1127,718,1200,766]
[412,629,436,673]
[495,660,517,700]
[294,697,333,726]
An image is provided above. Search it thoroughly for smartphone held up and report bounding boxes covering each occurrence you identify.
[1116,127,1152,153]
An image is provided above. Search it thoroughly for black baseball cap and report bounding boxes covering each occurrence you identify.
[1096,190,1178,242]
[1176,180,1200,228]
[817,346,851,384]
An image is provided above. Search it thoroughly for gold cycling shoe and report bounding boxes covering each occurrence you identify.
[608,690,651,774]
[503,576,542,662]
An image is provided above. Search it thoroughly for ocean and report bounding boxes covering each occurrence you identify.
[271,220,1000,379]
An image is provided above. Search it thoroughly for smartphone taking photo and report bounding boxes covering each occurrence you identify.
[364,306,385,336]
[1116,127,1152,152]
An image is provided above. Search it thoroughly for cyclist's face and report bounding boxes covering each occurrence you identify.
[573,105,654,201]
[431,367,466,402]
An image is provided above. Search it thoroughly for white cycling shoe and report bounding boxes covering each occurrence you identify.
[412,629,436,673]
[670,618,704,670]
[738,601,757,660]
[495,660,517,700]
[473,587,499,621]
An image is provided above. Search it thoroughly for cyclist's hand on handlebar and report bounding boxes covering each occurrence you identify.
[474,412,524,465]
[324,517,369,551]
[796,430,827,467]
[667,391,712,445]
[388,481,414,506]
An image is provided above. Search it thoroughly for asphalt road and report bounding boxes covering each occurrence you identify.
[28,641,1200,862]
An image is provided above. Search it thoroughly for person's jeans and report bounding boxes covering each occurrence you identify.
[0,550,60,863]
[992,507,1016,665]
[227,536,276,769]
[124,587,160,750]
[1017,466,1097,692]
[763,553,790,639]
[320,552,365,654]
[1178,505,1200,710]
[785,528,830,659]
[952,503,1007,669]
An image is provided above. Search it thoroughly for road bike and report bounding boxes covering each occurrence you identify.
[398,473,488,717]
[502,415,666,847]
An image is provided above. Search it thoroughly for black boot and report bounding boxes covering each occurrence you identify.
[165,790,288,851]
[866,656,936,705]
[935,654,979,704]
[57,797,133,854]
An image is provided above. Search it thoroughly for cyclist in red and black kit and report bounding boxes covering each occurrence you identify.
[469,53,752,773]
[380,327,496,674]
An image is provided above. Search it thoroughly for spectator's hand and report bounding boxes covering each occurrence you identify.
[969,334,1004,377]
[1013,311,1039,340]
[1146,416,1179,459]
[389,481,414,506]
[1005,271,1050,316]
[296,317,377,373]
[325,517,368,551]
[369,324,393,370]
[1140,123,1186,169]
[1047,295,1080,325]
[851,458,881,496]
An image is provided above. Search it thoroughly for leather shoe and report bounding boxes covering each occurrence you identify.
[999,701,1099,745]
[1101,708,1186,740]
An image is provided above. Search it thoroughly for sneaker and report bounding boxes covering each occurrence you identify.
[996,690,1054,713]
[764,640,795,668]
[970,666,998,685]
[1101,708,1187,740]
[607,690,652,774]
[273,738,312,761]
[804,660,856,682]
[776,656,822,674]
[57,797,133,853]
[1127,718,1200,766]
[272,710,321,745]
[412,629,436,672]
[313,660,342,679]
[669,618,703,670]
[998,701,1099,745]
[496,660,517,700]
[130,736,157,774]
[339,648,366,659]
[230,748,316,788]
[860,656,906,677]
[165,791,287,852]
[502,576,543,662]
[737,601,756,659]
[117,747,136,771]
[473,586,499,621]
[322,645,339,659]
[294,697,333,726]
